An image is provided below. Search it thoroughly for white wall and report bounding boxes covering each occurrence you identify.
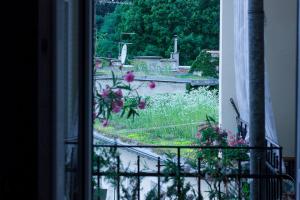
[219,0,237,133]
[264,0,297,157]
[220,0,297,157]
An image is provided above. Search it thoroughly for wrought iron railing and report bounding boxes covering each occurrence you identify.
[91,140,293,200]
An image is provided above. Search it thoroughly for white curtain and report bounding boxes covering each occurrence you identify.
[234,0,250,141]
[233,0,278,144]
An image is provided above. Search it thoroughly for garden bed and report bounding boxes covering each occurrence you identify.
[94,88,218,146]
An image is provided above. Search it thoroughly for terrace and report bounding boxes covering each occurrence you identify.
[90,141,289,199]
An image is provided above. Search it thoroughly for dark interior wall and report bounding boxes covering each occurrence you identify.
[0,1,38,199]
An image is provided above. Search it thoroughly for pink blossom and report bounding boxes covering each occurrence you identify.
[95,62,101,69]
[237,139,246,145]
[102,119,109,127]
[116,99,124,108]
[229,141,236,147]
[196,132,201,139]
[112,106,121,113]
[101,88,110,98]
[148,81,156,89]
[124,71,135,83]
[115,89,123,98]
[138,100,146,109]
[112,102,122,113]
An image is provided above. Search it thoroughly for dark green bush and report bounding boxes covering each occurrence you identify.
[190,50,219,78]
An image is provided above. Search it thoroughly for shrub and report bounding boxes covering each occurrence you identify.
[194,116,250,199]
[190,50,218,78]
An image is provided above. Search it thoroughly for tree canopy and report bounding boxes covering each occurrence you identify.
[96,0,219,65]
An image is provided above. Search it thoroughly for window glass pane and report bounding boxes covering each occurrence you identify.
[92,1,220,199]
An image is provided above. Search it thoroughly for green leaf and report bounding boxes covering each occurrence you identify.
[112,71,116,85]
[120,107,126,118]
[127,108,133,119]
[117,85,131,90]
[208,116,216,123]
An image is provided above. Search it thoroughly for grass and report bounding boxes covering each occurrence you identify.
[94,88,218,146]
[94,63,205,80]
[130,60,175,76]
[174,73,206,80]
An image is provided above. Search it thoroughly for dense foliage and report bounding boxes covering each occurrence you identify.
[96,0,220,65]
[190,50,219,78]
[95,2,117,30]
[194,116,250,199]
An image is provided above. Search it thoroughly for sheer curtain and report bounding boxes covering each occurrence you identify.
[233,0,278,144]
[234,0,250,141]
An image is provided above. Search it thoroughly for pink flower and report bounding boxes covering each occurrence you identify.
[229,141,236,147]
[115,89,123,98]
[102,119,109,127]
[196,132,201,139]
[124,71,135,83]
[138,100,146,109]
[237,139,246,145]
[101,88,110,98]
[148,81,156,89]
[112,102,122,113]
[116,99,124,108]
[95,62,101,69]
[112,106,121,113]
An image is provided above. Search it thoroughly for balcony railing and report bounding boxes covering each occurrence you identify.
[91,138,293,200]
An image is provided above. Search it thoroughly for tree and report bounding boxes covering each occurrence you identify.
[189,50,218,78]
[96,0,220,65]
[95,2,117,29]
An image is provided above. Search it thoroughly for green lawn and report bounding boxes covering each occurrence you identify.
[94,88,218,146]
[94,67,205,80]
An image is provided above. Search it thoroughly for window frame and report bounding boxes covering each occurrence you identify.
[297,0,300,198]
[38,0,93,199]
